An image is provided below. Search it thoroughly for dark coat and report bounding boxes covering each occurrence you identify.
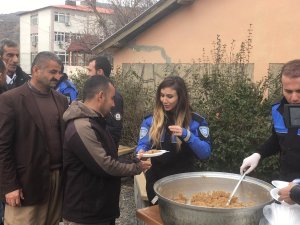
[106,90,123,147]
[0,83,68,205]
[6,66,30,90]
[62,101,142,223]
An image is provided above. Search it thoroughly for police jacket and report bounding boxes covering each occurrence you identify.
[136,112,211,174]
[258,98,300,181]
[106,90,123,147]
[55,74,78,104]
[6,66,30,90]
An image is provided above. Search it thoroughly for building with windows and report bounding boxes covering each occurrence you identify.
[19,1,112,74]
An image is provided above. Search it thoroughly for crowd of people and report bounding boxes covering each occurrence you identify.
[0,37,299,225]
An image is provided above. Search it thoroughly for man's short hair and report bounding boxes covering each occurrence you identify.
[280,59,300,78]
[31,51,62,73]
[83,75,113,101]
[89,56,112,77]
[0,39,18,57]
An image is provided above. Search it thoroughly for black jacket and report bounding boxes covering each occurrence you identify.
[258,98,300,181]
[106,90,123,147]
[0,85,7,94]
[290,185,300,204]
[6,66,30,90]
[62,101,142,223]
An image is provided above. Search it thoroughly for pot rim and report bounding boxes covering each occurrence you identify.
[154,171,274,212]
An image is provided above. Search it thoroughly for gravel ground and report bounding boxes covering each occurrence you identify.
[116,177,136,225]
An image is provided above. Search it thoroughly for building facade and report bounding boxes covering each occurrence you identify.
[93,0,300,82]
[19,1,112,74]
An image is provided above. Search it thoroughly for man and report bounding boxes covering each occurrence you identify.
[87,56,123,147]
[0,59,6,225]
[240,59,300,182]
[62,75,151,225]
[0,59,6,94]
[0,39,30,90]
[0,51,68,225]
[52,64,78,104]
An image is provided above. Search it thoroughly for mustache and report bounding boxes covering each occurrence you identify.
[50,78,58,82]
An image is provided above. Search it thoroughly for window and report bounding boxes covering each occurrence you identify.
[54,32,65,42]
[31,14,38,25]
[30,33,38,46]
[55,51,69,65]
[31,52,37,64]
[54,12,70,24]
[71,52,86,66]
[54,32,81,43]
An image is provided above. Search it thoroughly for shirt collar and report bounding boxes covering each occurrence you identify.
[6,73,16,85]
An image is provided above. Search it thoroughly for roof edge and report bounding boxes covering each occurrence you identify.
[92,0,195,54]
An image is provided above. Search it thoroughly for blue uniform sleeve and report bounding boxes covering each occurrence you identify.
[62,87,78,103]
[136,116,153,153]
[185,117,211,160]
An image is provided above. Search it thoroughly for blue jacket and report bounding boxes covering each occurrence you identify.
[137,112,211,202]
[136,112,211,160]
[56,74,78,104]
[258,98,300,181]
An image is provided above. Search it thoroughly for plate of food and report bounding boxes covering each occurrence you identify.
[272,180,289,189]
[139,150,169,158]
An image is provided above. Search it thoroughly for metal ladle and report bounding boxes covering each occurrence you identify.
[226,173,246,206]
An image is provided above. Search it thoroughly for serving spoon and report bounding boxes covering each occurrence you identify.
[226,173,246,206]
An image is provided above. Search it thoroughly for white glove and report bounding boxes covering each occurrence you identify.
[240,153,261,175]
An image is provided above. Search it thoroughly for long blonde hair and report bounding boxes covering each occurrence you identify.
[149,76,192,150]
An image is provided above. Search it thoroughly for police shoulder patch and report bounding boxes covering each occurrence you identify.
[114,113,121,121]
[199,126,209,138]
[139,127,148,139]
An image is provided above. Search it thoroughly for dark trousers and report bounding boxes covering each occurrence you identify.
[0,201,4,224]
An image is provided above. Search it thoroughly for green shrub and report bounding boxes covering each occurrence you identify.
[112,67,154,146]
[72,26,282,182]
[189,29,281,181]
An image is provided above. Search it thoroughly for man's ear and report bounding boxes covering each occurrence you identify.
[96,68,104,76]
[31,65,39,74]
[98,91,104,101]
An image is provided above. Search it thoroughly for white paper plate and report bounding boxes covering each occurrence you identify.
[139,150,169,158]
[272,180,289,189]
[270,188,290,206]
[270,188,280,201]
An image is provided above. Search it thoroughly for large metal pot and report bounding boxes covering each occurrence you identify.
[153,172,273,225]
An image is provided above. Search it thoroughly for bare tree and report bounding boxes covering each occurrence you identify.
[86,0,158,38]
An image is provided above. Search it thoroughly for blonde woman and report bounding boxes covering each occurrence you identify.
[136,76,211,204]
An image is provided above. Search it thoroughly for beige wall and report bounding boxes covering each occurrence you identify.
[112,0,300,81]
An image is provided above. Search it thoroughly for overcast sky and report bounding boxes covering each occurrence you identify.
[0,0,66,14]
[0,0,108,14]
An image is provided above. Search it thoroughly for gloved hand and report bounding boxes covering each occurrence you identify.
[240,153,261,175]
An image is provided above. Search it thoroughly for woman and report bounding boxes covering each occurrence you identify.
[0,59,7,94]
[136,76,211,203]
